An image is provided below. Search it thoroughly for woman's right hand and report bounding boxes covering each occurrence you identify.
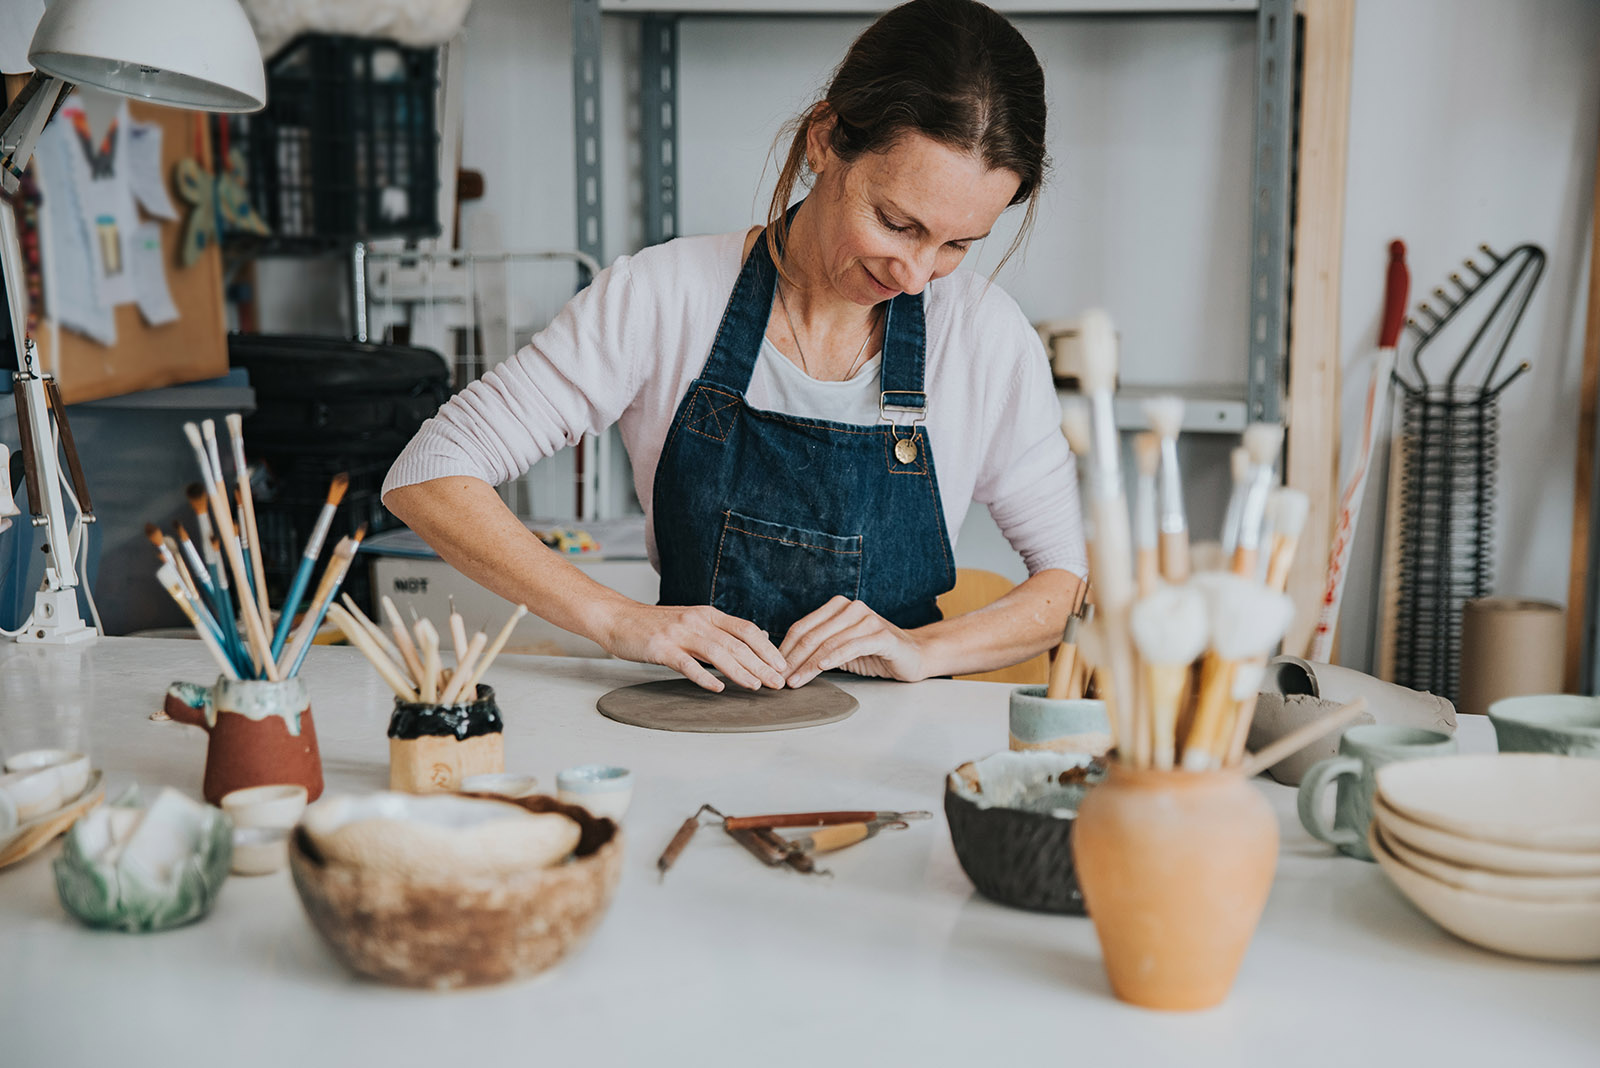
[598,602,789,692]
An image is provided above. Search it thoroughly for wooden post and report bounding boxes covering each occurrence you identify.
[1563,121,1600,692]
[1284,0,1356,659]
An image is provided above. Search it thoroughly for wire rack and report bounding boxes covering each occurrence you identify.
[358,248,632,521]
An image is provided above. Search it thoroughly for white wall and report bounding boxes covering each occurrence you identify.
[257,0,1600,650]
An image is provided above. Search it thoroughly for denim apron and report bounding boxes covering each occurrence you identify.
[652,226,957,640]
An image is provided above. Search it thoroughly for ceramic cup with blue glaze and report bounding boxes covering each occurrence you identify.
[1297,725,1456,861]
[1489,695,1600,759]
[1008,686,1112,757]
[556,765,632,821]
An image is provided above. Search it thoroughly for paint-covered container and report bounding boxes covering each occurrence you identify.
[388,686,504,793]
[163,677,324,804]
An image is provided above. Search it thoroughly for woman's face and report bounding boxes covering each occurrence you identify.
[803,123,1023,306]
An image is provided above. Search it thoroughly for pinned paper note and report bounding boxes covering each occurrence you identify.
[125,121,178,221]
[130,222,177,327]
[32,117,116,346]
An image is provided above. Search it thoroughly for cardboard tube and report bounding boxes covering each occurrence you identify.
[1459,599,1565,717]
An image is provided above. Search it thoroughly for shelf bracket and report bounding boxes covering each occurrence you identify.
[572,0,606,269]
[640,14,680,247]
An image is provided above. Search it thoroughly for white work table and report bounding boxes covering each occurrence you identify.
[0,638,1594,1067]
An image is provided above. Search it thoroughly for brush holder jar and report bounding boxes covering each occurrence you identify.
[1072,764,1278,1011]
[163,677,324,805]
[388,686,504,794]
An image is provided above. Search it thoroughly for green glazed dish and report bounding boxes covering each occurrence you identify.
[54,786,233,932]
[1489,695,1600,759]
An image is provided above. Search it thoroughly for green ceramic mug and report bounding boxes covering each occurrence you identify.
[1488,695,1600,758]
[1296,725,1456,861]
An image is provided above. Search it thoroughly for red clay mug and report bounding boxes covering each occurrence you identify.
[163,677,324,805]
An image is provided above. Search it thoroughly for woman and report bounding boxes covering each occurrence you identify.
[383,0,1086,693]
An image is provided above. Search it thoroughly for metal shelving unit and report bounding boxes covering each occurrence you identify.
[572,0,1295,428]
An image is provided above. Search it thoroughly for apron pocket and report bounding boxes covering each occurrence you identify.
[711,510,864,636]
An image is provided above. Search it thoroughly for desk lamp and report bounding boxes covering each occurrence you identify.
[0,0,264,643]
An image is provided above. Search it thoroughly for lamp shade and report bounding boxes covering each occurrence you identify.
[28,0,265,112]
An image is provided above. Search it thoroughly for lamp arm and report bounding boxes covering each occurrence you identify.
[0,72,72,197]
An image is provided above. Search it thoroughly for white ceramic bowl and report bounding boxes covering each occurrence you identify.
[556,765,632,821]
[459,773,541,799]
[5,749,90,805]
[221,784,309,830]
[1373,796,1600,877]
[231,826,291,876]
[1375,753,1600,852]
[1377,820,1600,902]
[0,767,62,822]
[1369,823,1600,962]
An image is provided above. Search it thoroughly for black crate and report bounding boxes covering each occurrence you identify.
[252,453,393,617]
[234,35,440,252]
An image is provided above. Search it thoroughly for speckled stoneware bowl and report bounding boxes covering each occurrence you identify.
[290,793,623,989]
[54,786,232,932]
[945,751,1104,915]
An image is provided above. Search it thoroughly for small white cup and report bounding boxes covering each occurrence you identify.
[556,764,632,821]
[4,749,90,807]
[0,788,17,834]
[221,784,309,830]
[0,767,63,822]
[231,826,291,876]
[460,773,541,799]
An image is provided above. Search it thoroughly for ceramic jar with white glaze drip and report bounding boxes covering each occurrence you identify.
[163,676,323,804]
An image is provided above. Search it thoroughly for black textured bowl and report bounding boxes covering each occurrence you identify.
[944,752,1100,915]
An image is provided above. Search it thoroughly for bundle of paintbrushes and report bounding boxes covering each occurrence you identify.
[327,596,529,706]
[146,416,360,681]
[1057,310,1349,771]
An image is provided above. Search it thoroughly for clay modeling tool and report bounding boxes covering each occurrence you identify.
[1133,431,1160,598]
[780,816,909,855]
[156,563,239,680]
[726,825,787,867]
[327,603,419,701]
[655,803,726,880]
[283,525,366,677]
[722,809,931,831]
[225,413,270,617]
[460,603,529,696]
[270,471,349,661]
[417,617,442,702]
[340,594,408,671]
[382,595,428,684]
[750,827,828,876]
[449,597,468,664]
[1131,584,1209,771]
[439,630,488,704]
[1144,395,1190,584]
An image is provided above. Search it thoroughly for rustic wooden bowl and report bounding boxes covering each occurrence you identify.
[289,793,623,989]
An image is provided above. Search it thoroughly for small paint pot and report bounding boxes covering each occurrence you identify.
[221,783,309,830]
[556,765,633,821]
[1008,686,1112,756]
[231,825,291,876]
[5,749,91,807]
[460,773,542,799]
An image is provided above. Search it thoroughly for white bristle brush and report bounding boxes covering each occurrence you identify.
[1220,446,1252,556]
[1143,395,1190,583]
[1133,432,1160,598]
[1264,488,1309,593]
[1182,574,1295,770]
[1130,585,1210,771]
[1231,423,1285,578]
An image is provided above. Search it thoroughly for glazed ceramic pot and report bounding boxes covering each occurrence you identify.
[1072,764,1278,1011]
[1488,695,1600,758]
[1007,687,1112,756]
[164,678,324,805]
[388,686,504,794]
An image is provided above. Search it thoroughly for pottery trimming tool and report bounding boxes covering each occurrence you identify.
[721,809,932,831]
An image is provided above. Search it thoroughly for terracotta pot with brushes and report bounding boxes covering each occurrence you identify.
[1072,763,1278,1011]
[163,676,324,804]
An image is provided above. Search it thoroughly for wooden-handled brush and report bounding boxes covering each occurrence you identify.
[1181,573,1294,770]
[225,413,270,617]
[1131,584,1209,770]
[270,471,349,661]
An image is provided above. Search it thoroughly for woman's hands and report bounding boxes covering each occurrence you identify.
[599,602,789,693]
[778,596,928,687]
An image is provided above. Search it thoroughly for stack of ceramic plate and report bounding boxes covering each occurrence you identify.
[1369,753,1600,962]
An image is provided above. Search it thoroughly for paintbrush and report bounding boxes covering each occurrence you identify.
[1133,431,1160,598]
[156,562,240,680]
[270,471,349,661]
[147,524,228,657]
[1131,584,1209,771]
[185,422,278,680]
[1263,488,1309,594]
[1230,423,1284,578]
[1076,310,1139,763]
[1144,396,1190,584]
[1219,447,1251,558]
[282,525,366,677]
[1045,613,1080,701]
[327,602,419,701]
[439,630,488,705]
[1181,573,1294,770]
[460,603,529,698]
[382,595,428,685]
[225,414,270,616]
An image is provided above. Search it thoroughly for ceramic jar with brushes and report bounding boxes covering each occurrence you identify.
[162,677,324,804]
[1058,309,1366,1011]
[326,598,528,793]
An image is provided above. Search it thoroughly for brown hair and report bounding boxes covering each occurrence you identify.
[765,0,1048,277]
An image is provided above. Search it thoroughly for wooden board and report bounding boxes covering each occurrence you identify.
[597,678,858,733]
[3,74,228,404]
[0,770,104,869]
[1564,117,1600,692]
[1284,0,1356,658]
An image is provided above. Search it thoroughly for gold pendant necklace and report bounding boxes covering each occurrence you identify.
[776,279,877,381]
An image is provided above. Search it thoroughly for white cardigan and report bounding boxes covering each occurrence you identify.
[383,228,1087,579]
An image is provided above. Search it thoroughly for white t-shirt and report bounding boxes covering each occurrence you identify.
[383,228,1087,579]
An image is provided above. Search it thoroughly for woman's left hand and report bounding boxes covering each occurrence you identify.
[778,596,927,687]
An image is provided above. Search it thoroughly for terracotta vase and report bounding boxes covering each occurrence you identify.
[1072,763,1278,1011]
[163,677,324,805]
